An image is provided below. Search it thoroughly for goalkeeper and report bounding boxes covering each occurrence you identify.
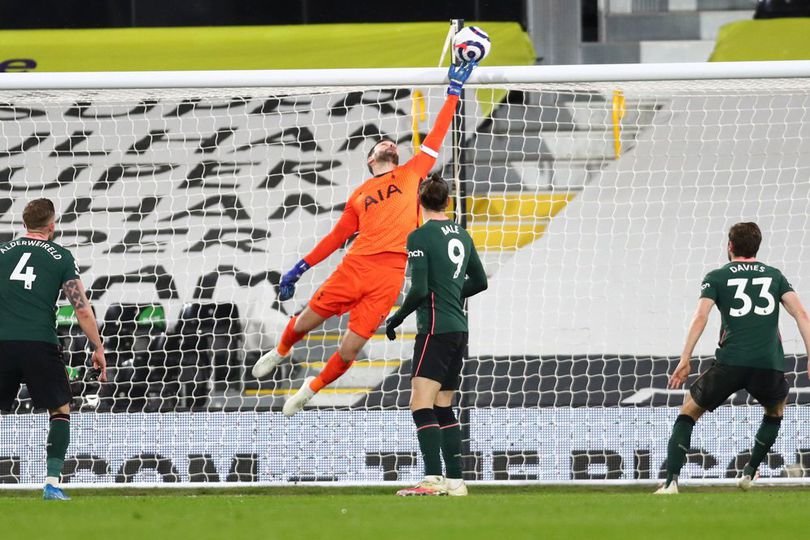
[252,61,477,417]
[386,175,487,496]
[656,223,810,494]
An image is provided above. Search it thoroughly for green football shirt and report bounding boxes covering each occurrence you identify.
[700,260,793,371]
[0,237,79,344]
[402,219,485,335]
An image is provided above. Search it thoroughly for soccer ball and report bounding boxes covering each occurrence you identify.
[453,26,491,63]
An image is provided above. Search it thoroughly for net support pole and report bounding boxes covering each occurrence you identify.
[447,17,477,480]
[450,18,467,228]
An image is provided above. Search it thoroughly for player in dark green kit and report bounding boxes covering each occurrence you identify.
[0,199,106,500]
[656,222,810,494]
[385,174,488,496]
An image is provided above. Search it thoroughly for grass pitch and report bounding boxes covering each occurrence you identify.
[1,485,806,540]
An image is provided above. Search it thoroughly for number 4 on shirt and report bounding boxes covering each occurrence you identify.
[10,252,37,290]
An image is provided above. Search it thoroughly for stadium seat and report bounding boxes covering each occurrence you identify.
[175,302,244,410]
[55,304,90,368]
[144,332,183,412]
[54,304,94,410]
[97,303,167,413]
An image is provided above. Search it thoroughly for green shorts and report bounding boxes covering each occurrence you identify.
[0,340,71,410]
[690,362,788,411]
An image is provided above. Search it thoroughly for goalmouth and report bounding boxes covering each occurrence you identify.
[0,60,809,487]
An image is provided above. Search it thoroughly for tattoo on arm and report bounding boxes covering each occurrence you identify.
[62,279,87,310]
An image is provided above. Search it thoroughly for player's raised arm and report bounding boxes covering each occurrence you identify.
[277,202,360,301]
[669,297,715,389]
[62,278,106,382]
[781,291,810,373]
[385,233,429,340]
[461,243,487,298]
[407,61,477,178]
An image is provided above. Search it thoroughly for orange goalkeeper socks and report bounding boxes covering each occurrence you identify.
[277,316,305,356]
[309,352,354,392]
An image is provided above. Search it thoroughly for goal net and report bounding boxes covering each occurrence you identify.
[1,63,810,486]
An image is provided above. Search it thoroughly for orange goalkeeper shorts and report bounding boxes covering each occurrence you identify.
[308,252,407,339]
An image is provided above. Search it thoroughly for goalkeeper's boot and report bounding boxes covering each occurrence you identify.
[396,476,448,496]
[43,484,71,501]
[653,478,679,495]
[252,348,288,379]
[282,376,316,417]
[444,477,468,496]
[737,468,759,491]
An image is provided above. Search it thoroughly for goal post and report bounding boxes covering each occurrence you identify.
[1,61,810,487]
[4,60,810,88]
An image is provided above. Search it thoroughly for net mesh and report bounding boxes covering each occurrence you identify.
[1,75,809,484]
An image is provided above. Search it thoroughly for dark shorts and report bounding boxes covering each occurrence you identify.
[690,362,789,411]
[411,332,467,391]
[0,341,71,411]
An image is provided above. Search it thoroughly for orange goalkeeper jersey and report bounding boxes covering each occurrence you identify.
[303,94,458,266]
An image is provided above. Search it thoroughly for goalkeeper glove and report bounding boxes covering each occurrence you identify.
[278,259,310,301]
[447,60,477,96]
[385,316,401,341]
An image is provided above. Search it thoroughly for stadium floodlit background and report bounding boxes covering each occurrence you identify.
[2,0,810,537]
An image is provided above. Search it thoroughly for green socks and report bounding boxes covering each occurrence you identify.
[664,413,782,482]
[744,415,782,477]
[413,407,465,479]
[435,406,463,479]
[412,408,443,477]
[665,414,695,486]
[46,414,70,482]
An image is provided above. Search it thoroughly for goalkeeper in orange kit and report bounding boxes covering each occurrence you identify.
[252,60,478,416]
